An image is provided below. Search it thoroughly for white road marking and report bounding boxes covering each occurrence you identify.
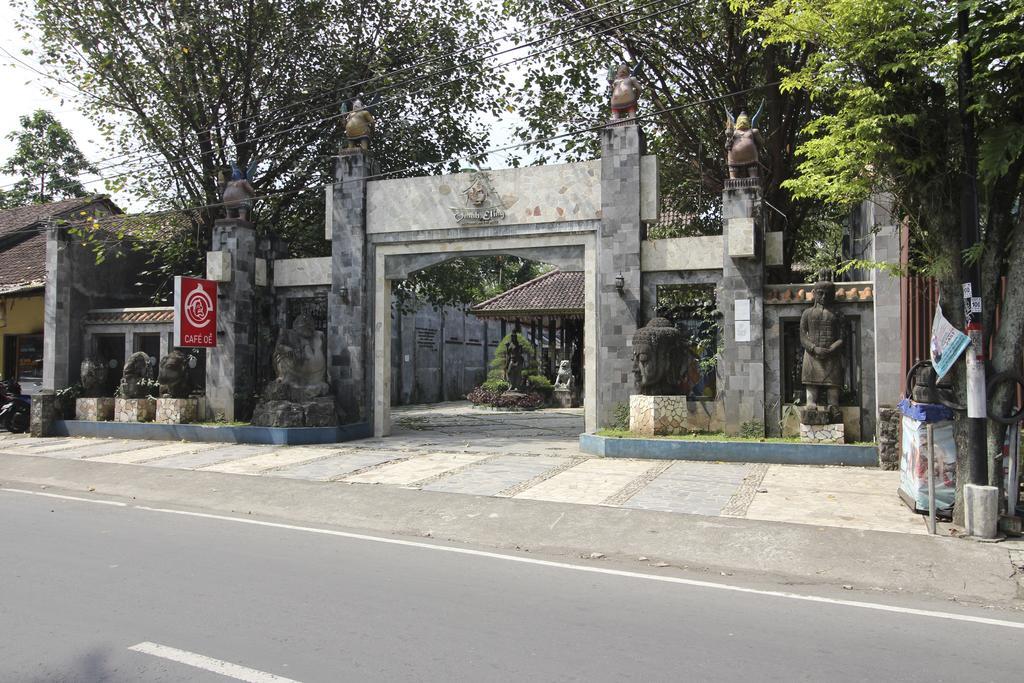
[128,642,300,683]
[0,487,127,506]
[132,504,1024,631]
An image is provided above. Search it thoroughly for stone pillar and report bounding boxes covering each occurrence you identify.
[720,180,766,435]
[870,194,902,467]
[328,150,369,423]
[205,218,257,422]
[595,124,643,428]
[29,392,57,437]
[42,224,72,391]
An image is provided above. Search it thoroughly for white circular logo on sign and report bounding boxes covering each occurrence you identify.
[184,283,213,328]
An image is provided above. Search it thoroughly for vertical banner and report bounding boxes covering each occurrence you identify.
[173,276,218,348]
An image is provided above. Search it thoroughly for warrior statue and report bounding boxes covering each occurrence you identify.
[724,102,765,179]
[222,160,257,221]
[631,318,685,395]
[799,280,845,423]
[343,99,375,151]
[158,348,192,399]
[505,335,527,392]
[264,313,330,402]
[608,63,641,121]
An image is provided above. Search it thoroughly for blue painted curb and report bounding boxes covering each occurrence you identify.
[51,420,373,445]
[579,433,878,467]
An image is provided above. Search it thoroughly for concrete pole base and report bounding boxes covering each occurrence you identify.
[965,484,999,539]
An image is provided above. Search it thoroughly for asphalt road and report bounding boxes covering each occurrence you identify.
[1,487,1021,683]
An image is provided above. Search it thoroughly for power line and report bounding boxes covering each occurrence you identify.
[1,0,665,176]
[31,81,779,236]
[5,0,693,194]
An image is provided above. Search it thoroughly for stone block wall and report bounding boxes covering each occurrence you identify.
[328,151,369,423]
[205,219,258,421]
[595,124,644,427]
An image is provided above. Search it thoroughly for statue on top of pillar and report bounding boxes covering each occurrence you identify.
[799,280,845,424]
[222,160,257,222]
[343,99,375,151]
[724,102,765,179]
[608,63,641,121]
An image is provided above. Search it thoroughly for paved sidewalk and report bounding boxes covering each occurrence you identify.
[0,402,928,534]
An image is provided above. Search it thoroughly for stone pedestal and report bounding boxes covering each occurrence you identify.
[115,398,157,423]
[799,422,845,444]
[30,392,57,437]
[553,387,578,408]
[156,398,199,424]
[629,395,688,436]
[251,396,337,428]
[76,397,114,421]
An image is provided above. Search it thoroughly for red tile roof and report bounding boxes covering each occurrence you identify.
[84,307,175,324]
[0,232,46,293]
[471,270,584,319]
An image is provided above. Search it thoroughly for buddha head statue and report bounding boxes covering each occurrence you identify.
[631,318,685,396]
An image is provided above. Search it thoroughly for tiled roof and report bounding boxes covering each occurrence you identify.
[85,211,199,239]
[0,232,47,291]
[84,307,175,324]
[0,197,93,238]
[471,270,584,318]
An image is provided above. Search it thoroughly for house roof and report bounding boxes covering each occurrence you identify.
[0,196,123,291]
[84,307,175,324]
[471,270,584,319]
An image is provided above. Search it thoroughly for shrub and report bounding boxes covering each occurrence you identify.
[739,420,765,439]
[467,386,545,410]
[481,377,510,393]
[526,373,553,395]
[611,402,630,431]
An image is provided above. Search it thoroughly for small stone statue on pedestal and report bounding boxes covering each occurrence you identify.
[222,160,257,222]
[119,352,152,399]
[724,103,765,179]
[80,358,108,398]
[552,359,577,408]
[251,314,337,427]
[629,318,688,435]
[608,63,641,121]
[158,348,191,398]
[343,99,375,151]
[799,280,846,442]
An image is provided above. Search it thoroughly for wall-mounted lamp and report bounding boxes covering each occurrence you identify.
[614,273,625,293]
[338,285,350,303]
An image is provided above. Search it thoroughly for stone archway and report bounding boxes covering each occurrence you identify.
[326,124,657,438]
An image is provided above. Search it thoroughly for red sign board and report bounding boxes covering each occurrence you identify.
[173,276,217,347]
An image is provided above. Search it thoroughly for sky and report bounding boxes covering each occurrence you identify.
[0,0,549,215]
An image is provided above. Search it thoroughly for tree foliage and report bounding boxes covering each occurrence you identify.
[0,109,96,208]
[502,0,817,271]
[18,0,506,258]
[394,255,550,312]
[749,0,1024,512]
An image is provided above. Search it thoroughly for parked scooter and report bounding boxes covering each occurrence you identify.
[0,378,30,433]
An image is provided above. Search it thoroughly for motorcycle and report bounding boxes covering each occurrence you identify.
[0,379,30,433]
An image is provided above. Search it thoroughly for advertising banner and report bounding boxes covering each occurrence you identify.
[173,276,217,348]
[929,298,969,380]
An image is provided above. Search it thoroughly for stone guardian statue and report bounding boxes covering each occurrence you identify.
[343,99,375,151]
[799,280,845,424]
[158,348,192,399]
[222,160,257,221]
[504,335,527,393]
[724,102,765,179]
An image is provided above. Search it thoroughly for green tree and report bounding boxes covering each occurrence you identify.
[17,0,507,256]
[0,109,96,208]
[502,0,818,272]
[749,0,1024,519]
[394,255,550,312]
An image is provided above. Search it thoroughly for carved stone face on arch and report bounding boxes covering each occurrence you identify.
[631,318,685,396]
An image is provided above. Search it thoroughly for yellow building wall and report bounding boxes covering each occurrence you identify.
[0,294,45,380]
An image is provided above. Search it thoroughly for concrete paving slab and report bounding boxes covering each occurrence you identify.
[272,452,404,481]
[624,462,751,515]
[422,455,572,497]
[37,440,164,460]
[745,465,927,534]
[515,459,656,505]
[201,447,339,475]
[344,452,491,486]
[14,439,86,453]
[86,441,203,464]
[145,444,280,470]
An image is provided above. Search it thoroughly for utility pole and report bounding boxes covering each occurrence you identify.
[957,8,988,486]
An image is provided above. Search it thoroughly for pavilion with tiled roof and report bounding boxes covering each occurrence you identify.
[471,269,585,385]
